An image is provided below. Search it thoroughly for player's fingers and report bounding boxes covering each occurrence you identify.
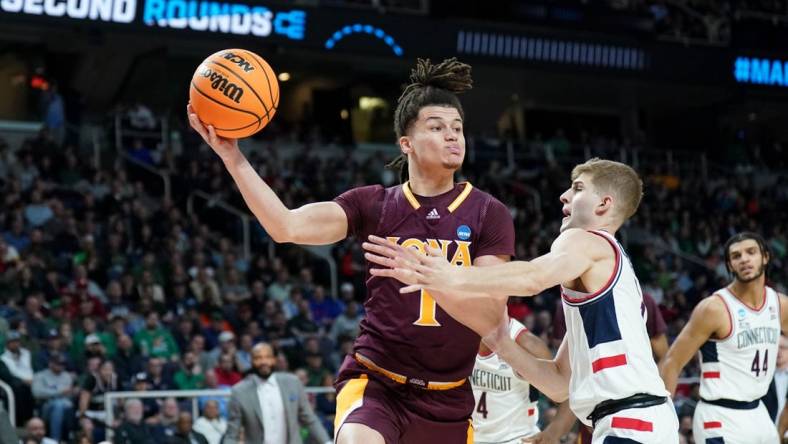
[206,125,219,145]
[364,253,397,269]
[400,284,423,293]
[368,235,397,248]
[187,112,209,139]
[392,256,422,272]
[362,241,399,259]
[369,267,397,278]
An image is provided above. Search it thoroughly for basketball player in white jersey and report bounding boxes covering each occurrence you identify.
[660,232,788,444]
[471,317,551,444]
[363,158,679,443]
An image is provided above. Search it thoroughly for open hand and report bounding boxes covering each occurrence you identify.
[362,235,457,293]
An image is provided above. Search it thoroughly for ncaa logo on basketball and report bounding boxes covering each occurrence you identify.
[222,52,254,72]
[456,225,471,240]
[197,67,244,103]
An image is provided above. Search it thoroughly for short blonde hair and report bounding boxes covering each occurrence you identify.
[571,158,643,220]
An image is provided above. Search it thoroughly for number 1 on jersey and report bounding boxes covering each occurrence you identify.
[414,289,441,326]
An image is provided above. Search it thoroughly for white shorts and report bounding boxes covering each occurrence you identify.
[693,400,779,444]
[591,400,679,444]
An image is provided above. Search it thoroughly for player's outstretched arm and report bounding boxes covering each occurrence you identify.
[188,105,347,245]
[488,333,571,403]
[658,295,729,394]
[363,228,597,296]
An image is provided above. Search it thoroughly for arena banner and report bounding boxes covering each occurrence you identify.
[4,0,786,90]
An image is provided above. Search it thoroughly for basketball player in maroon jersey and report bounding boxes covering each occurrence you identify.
[188,58,515,444]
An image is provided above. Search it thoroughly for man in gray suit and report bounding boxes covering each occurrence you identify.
[224,342,331,444]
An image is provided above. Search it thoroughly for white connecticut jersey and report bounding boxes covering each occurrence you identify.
[699,286,781,402]
[471,318,540,443]
[561,230,668,426]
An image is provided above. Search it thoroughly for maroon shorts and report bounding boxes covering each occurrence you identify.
[334,356,475,444]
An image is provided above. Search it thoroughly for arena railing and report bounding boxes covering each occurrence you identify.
[187,190,254,262]
[0,379,15,428]
[114,113,172,201]
[103,387,334,440]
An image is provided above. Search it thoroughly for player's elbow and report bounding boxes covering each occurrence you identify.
[268,213,299,243]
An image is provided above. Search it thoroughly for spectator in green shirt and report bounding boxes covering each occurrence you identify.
[133,312,179,362]
[173,351,204,390]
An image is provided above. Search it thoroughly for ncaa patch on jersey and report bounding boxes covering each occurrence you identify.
[457,225,471,240]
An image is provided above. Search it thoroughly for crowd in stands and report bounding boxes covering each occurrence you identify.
[0,107,785,443]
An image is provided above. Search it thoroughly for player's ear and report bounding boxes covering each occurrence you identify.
[596,195,613,216]
[399,136,413,155]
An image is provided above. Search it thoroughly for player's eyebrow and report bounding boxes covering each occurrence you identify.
[572,180,584,187]
[425,116,463,123]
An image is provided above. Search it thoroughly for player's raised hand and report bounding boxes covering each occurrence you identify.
[187,103,241,162]
[363,235,457,293]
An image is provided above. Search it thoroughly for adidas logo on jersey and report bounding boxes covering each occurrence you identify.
[426,208,440,220]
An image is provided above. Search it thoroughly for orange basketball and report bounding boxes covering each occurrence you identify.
[189,49,279,138]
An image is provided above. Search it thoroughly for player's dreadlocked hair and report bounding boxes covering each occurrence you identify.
[386,58,473,183]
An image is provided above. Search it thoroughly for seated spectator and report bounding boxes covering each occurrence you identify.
[114,398,156,444]
[197,370,229,417]
[207,330,236,368]
[173,351,204,390]
[113,334,143,387]
[78,360,118,442]
[214,353,242,387]
[23,190,52,228]
[31,354,73,442]
[33,329,69,372]
[165,412,209,444]
[133,311,179,362]
[235,333,253,373]
[145,357,173,391]
[22,417,56,444]
[309,285,342,328]
[329,300,362,343]
[0,330,34,423]
[130,372,160,420]
[154,397,181,440]
[4,217,30,252]
[303,352,330,387]
[192,400,227,444]
[288,298,320,339]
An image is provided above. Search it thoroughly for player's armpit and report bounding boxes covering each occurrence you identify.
[658,295,730,394]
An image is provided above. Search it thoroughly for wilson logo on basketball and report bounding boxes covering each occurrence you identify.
[222,52,254,73]
[198,68,244,103]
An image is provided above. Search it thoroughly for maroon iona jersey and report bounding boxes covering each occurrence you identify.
[335,181,515,383]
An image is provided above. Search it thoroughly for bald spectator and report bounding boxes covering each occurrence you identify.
[22,417,56,444]
[192,400,227,444]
